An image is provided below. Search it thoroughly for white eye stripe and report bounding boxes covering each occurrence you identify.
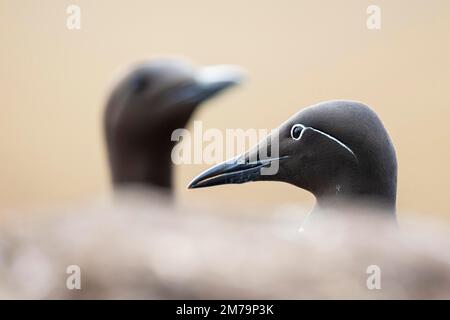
[290,123,358,161]
[310,128,357,160]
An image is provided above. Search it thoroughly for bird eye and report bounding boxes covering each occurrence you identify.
[130,75,149,94]
[290,124,304,140]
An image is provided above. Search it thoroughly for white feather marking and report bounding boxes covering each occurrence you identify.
[291,123,357,161]
[310,128,357,160]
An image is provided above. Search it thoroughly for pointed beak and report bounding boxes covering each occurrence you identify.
[193,64,246,102]
[188,157,260,189]
[196,65,245,86]
[188,134,288,189]
[188,156,288,189]
[163,65,245,108]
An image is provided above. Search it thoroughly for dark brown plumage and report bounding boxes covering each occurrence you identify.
[105,59,243,193]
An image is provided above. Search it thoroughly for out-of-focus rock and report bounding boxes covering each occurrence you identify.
[0,190,449,299]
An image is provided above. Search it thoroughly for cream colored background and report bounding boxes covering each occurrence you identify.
[1,0,449,217]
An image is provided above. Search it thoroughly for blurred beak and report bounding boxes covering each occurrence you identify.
[193,64,245,102]
[196,65,245,87]
[166,65,245,107]
[188,136,288,189]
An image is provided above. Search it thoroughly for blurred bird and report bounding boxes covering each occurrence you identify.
[104,59,243,194]
[189,100,397,223]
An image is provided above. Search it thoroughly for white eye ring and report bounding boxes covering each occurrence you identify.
[290,124,305,140]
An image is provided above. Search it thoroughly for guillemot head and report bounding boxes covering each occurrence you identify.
[105,58,244,191]
[189,100,397,215]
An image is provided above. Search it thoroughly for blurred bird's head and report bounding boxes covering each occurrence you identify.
[105,58,244,189]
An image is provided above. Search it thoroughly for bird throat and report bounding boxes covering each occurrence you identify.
[313,187,397,219]
[108,137,175,194]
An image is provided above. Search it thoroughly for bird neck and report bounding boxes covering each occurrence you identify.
[302,197,398,233]
[309,166,397,217]
[313,190,397,220]
[107,137,175,194]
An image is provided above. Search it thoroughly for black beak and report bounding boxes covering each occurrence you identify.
[188,148,288,189]
[188,157,263,189]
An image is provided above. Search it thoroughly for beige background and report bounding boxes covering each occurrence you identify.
[1,0,449,218]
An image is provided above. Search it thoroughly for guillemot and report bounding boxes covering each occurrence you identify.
[189,100,397,220]
[104,58,243,193]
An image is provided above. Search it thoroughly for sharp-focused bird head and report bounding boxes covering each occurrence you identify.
[189,100,397,213]
[105,58,244,189]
